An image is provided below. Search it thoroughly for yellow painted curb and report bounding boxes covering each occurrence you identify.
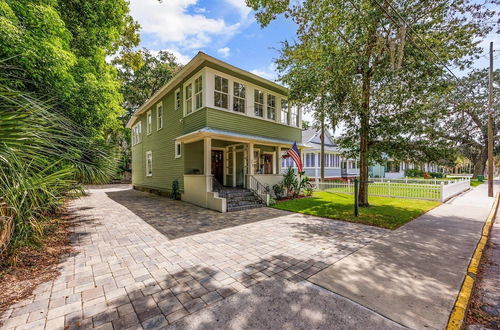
[447,192,500,330]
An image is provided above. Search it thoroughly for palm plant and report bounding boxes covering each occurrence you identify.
[0,69,118,255]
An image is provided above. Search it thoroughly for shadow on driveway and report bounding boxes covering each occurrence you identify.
[105,189,290,240]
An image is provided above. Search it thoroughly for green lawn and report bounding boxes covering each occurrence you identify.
[470,180,483,187]
[273,191,440,230]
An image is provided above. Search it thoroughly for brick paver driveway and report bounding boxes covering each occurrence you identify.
[1,186,387,330]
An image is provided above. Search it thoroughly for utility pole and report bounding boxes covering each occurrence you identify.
[320,111,325,182]
[488,41,494,197]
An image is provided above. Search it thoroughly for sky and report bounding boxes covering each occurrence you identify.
[128,0,498,126]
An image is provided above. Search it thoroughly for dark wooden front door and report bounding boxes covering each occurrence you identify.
[211,150,224,184]
[263,154,273,174]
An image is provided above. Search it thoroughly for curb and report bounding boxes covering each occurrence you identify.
[446,191,500,330]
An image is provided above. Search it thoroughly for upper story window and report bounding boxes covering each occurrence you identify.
[146,111,152,135]
[281,99,288,124]
[233,82,245,113]
[291,105,298,127]
[157,103,163,130]
[214,75,228,109]
[194,76,203,110]
[175,89,181,110]
[185,84,193,114]
[132,122,142,145]
[267,95,276,120]
[254,89,264,117]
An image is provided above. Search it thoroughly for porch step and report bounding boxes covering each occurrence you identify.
[217,187,265,212]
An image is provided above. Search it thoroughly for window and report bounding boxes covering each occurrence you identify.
[194,76,203,110]
[291,106,298,127]
[214,75,228,109]
[146,151,152,176]
[281,99,289,124]
[132,122,142,145]
[305,153,316,168]
[175,141,182,158]
[175,89,181,110]
[267,95,276,120]
[233,82,246,113]
[185,83,193,114]
[146,111,152,135]
[387,161,400,173]
[157,103,163,130]
[282,156,295,168]
[254,89,264,117]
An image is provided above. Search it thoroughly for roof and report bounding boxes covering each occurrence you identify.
[301,128,341,151]
[126,52,288,128]
[175,127,311,148]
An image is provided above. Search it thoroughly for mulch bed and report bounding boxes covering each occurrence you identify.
[0,215,73,316]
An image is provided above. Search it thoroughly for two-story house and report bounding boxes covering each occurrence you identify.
[126,52,304,212]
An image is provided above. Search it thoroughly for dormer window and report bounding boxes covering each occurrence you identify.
[233,82,245,113]
[214,75,228,109]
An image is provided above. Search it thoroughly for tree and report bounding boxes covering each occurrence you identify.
[444,69,500,177]
[247,0,495,206]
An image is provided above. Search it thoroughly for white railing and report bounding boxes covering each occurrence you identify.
[314,177,470,201]
[369,177,469,185]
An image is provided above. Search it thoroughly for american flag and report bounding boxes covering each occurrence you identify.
[287,142,303,173]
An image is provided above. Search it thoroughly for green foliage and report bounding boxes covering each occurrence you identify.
[405,168,422,177]
[273,191,440,229]
[272,183,285,199]
[282,166,297,196]
[0,76,117,254]
[246,0,495,204]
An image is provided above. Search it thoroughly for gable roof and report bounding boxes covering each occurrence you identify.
[302,128,341,152]
[126,52,288,128]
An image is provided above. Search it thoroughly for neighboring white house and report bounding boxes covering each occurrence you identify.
[280,128,359,179]
[370,159,441,179]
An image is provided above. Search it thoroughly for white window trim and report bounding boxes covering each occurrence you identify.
[232,81,246,113]
[156,103,163,131]
[146,111,152,135]
[254,88,264,117]
[146,151,153,177]
[132,122,142,146]
[194,75,203,110]
[175,141,182,158]
[214,74,229,110]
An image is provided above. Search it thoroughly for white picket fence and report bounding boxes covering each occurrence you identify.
[314,177,470,202]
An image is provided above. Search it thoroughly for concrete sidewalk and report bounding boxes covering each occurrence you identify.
[310,183,497,329]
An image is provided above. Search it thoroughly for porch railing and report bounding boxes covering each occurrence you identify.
[248,175,270,205]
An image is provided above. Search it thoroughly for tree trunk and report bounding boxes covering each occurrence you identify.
[359,74,371,207]
[320,112,325,181]
[472,146,488,177]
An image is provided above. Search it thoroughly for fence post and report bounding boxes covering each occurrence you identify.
[440,182,445,202]
[388,181,391,197]
[405,177,408,184]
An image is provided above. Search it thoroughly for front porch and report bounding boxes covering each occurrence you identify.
[176,129,303,212]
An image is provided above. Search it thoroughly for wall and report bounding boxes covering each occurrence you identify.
[184,140,204,174]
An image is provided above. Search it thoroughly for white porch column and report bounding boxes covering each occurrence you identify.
[276,146,281,174]
[204,137,212,192]
[232,149,236,187]
[248,143,254,175]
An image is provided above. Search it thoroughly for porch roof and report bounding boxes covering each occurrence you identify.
[175,127,311,148]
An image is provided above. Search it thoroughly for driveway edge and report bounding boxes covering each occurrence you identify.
[447,191,499,330]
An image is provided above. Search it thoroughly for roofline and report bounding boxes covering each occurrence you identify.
[126,52,288,128]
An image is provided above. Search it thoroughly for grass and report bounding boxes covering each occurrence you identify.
[470,180,484,187]
[273,191,440,230]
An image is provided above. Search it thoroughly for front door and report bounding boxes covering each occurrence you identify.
[263,154,273,174]
[211,150,224,184]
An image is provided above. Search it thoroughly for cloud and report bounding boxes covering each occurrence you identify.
[129,0,241,51]
[217,47,231,58]
[223,0,252,19]
[150,48,192,65]
[250,63,278,81]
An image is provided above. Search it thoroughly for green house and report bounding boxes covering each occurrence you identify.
[126,52,303,212]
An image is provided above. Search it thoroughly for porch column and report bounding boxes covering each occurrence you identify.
[232,149,236,187]
[248,143,254,175]
[204,137,211,192]
[276,146,281,175]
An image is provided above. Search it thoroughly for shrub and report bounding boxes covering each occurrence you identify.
[405,168,423,177]
[429,172,444,178]
[272,183,285,199]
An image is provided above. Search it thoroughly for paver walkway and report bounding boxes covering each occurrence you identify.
[310,182,498,329]
[1,186,388,329]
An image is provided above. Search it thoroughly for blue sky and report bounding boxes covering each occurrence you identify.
[129,0,297,80]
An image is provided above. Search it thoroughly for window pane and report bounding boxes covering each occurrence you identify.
[267,95,276,120]
[233,82,245,98]
[186,84,192,98]
[254,89,264,117]
[195,76,202,93]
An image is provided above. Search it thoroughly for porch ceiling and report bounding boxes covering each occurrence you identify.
[175,127,312,148]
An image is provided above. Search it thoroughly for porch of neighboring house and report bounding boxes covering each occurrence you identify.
[176,129,302,212]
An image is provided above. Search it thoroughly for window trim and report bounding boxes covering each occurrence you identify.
[185,83,193,115]
[267,94,276,120]
[156,103,163,131]
[146,111,152,135]
[254,89,264,117]
[132,122,142,146]
[232,81,246,113]
[194,75,203,110]
[175,141,182,158]
[214,74,229,110]
[146,151,153,177]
